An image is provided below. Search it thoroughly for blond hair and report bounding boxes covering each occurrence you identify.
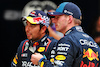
[74,17,82,25]
[64,14,82,25]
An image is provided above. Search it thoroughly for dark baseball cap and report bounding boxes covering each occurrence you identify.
[47,2,82,19]
[22,10,49,27]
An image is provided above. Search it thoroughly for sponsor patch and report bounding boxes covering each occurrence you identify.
[40,61,44,67]
[54,60,64,66]
[38,47,45,52]
[83,48,99,61]
[21,53,28,57]
[13,55,18,64]
[80,61,99,67]
[50,58,54,62]
[79,39,98,48]
[55,55,66,60]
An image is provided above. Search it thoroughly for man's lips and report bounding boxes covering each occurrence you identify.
[26,33,31,37]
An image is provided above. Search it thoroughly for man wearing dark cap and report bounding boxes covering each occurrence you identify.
[11,10,58,67]
[31,2,100,67]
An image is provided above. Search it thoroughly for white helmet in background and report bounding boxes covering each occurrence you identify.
[21,0,57,26]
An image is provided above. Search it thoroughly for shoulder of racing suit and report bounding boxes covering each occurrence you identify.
[18,35,58,55]
[11,35,58,67]
[17,36,58,55]
[11,39,29,67]
[17,39,29,53]
[56,26,100,67]
[39,26,100,67]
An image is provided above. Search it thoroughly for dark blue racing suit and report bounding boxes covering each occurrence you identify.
[39,26,100,67]
[11,34,58,67]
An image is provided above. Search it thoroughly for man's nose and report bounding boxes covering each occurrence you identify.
[25,25,30,32]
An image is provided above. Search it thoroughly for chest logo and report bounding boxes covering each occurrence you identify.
[55,55,66,60]
[38,47,45,52]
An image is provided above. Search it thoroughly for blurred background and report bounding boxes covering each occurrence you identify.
[0,0,100,67]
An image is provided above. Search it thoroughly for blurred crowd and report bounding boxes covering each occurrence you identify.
[88,17,100,46]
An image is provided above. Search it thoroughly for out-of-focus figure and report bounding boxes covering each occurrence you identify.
[21,0,57,26]
[91,17,100,46]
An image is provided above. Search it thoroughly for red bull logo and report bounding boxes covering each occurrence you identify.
[33,17,45,23]
[83,48,99,61]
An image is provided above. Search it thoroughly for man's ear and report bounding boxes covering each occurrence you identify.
[68,15,73,24]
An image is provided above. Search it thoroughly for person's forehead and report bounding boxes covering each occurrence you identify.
[26,20,31,24]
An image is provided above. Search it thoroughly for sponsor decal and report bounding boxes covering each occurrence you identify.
[24,42,29,51]
[22,61,33,67]
[50,58,54,62]
[51,50,55,54]
[38,47,45,52]
[58,43,70,47]
[29,46,36,53]
[13,55,18,64]
[64,10,73,15]
[13,57,17,64]
[45,38,51,52]
[21,53,28,57]
[75,26,83,32]
[80,61,99,67]
[44,42,48,46]
[53,47,56,49]
[57,46,69,51]
[22,61,40,67]
[24,46,28,51]
[30,11,36,15]
[40,61,44,67]
[57,44,70,51]
[79,39,98,48]
[54,60,64,66]
[80,48,99,67]
[55,55,66,60]
[57,52,67,55]
[33,17,45,23]
[41,36,47,42]
[65,30,72,35]
[83,48,99,61]
[33,42,39,46]
[82,34,90,38]
[51,55,55,58]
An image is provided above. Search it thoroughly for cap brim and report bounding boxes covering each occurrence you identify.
[47,12,64,17]
[22,16,39,24]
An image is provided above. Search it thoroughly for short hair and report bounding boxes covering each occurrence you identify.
[40,23,49,35]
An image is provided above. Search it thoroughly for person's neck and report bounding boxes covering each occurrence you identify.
[62,25,76,35]
[32,33,46,43]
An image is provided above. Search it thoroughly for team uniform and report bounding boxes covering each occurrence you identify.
[39,26,100,67]
[11,34,57,67]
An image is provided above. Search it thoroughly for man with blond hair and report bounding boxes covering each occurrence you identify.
[31,2,100,67]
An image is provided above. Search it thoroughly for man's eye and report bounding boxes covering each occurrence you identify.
[30,24,37,27]
[55,16,59,19]
[30,24,35,27]
[57,16,60,18]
